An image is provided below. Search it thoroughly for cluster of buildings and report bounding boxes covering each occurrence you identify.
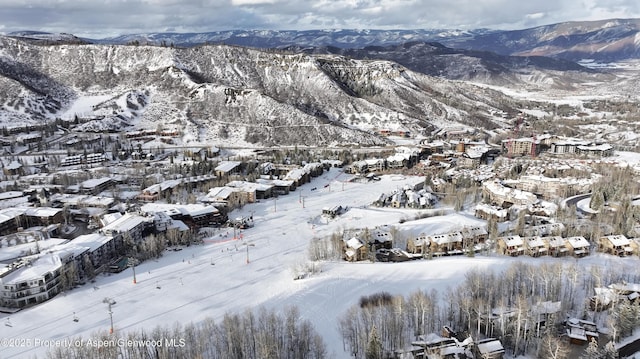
[501,134,613,158]
[420,139,497,170]
[345,147,423,174]
[372,179,437,209]
[60,153,106,167]
[409,332,503,359]
[342,221,640,263]
[406,226,489,257]
[495,234,590,258]
[0,202,226,309]
[341,226,397,262]
[0,156,340,310]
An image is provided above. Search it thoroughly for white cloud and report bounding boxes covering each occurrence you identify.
[526,12,546,20]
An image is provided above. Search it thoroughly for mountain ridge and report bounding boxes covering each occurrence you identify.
[6,18,636,62]
[0,37,526,147]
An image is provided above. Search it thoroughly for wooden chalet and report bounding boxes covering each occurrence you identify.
[566,236,590,257]
[343,237,368,262]
[546,236,569,257]
[599,235,633,257]
[407,234,429,255]
[428,231,463,255]
[566,318,599,345]
[523,236,548,257]
[461,226,489,245]
[497,235,525,256]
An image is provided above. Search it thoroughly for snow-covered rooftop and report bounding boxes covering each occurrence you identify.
[0,254,62,285]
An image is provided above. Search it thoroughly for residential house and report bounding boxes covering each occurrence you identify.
[475,203,509,222]
[428,231,463,255]
[497,236,525,256]
[386,153,407,169]
[3,161,23,176]
[461,226,489,246]
[406,190,437,209]
[0,192,30,210]
[346,160,368,174]
[531,301,562,334]
[523,236,548,257]
[566,236,590,257]
[364,158,385,172]
[599,235,633,257]
[589,287,619,311]
[516,175,565,198]
[181,205,222,228]
[370,227,393,250]
[390,191,408,208]
[546,236,569,257]
[410,333,472,359]
[430,177,448,193]
[407,234,429,255]
[565,318,599,345]
[343,237,368,262]
[523,223,565,237]
[476,338,505,359]
[85,153,106,165]
[609,283,640,300]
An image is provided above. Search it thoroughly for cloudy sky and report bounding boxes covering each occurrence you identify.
[2,0,640,38]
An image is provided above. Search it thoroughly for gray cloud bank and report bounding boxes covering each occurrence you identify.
[1,0,640,38]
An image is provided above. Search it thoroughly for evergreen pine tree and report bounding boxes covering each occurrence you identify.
[590,189,605,211]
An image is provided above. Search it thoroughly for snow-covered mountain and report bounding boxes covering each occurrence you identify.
[447,18,640,62]
[90,19,640,63]
[291,41,609,89]
[0,36,524,146]
[6,30,89,45]
[93,29,494,49]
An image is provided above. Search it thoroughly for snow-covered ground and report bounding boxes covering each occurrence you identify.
[0,168,637,358]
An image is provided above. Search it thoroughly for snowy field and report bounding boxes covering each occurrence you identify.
[0,168,638,358]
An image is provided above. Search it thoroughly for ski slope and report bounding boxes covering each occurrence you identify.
[0,168,628,358]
